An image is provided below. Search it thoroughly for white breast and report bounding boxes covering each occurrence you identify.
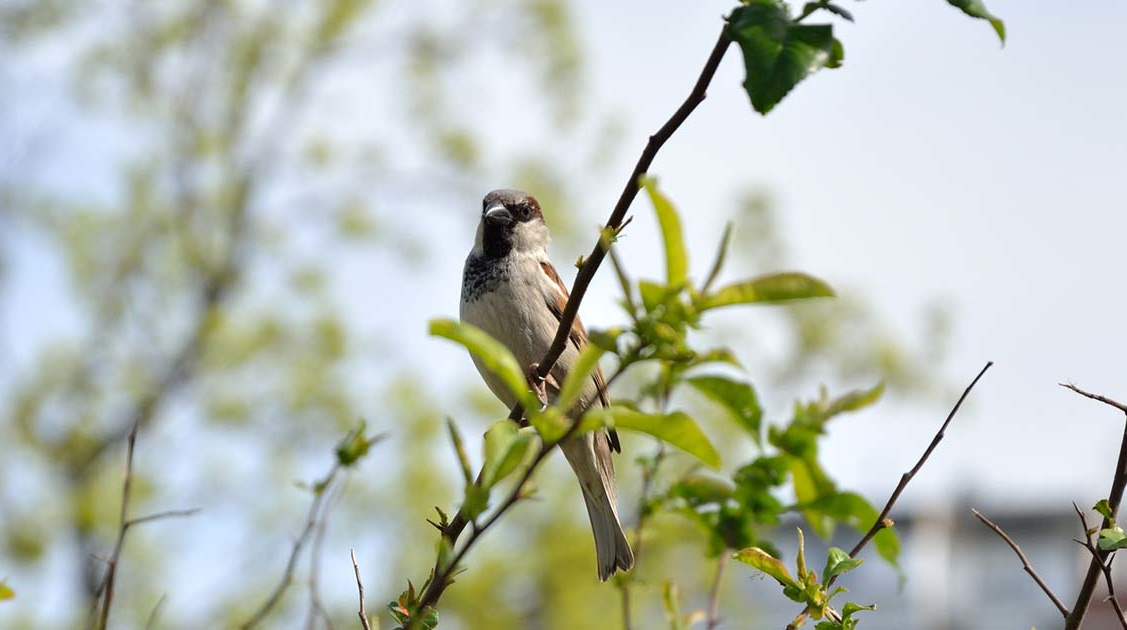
[460,251,578,409]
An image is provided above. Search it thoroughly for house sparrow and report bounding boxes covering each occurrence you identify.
[460,188,634,580]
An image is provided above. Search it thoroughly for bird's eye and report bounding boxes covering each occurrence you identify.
[519,204,532,219]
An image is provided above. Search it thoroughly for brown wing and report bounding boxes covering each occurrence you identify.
[540,260,621,453]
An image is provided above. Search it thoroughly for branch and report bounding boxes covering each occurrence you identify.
[506,24,733,422]
[787,361,992,629]
[305,483,341,630]
[241,464,341,630]
[89,420,200,630]
[1064,384,1127,630]
[351,549,372,630]
[845,361,992,561]
[705,552,729,630]
[1073,503,1127,629]
[1062,383,1127,414]
[972,508,1069,618]
[619,444,667,630]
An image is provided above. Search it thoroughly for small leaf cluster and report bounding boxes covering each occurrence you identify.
[388,580,438,630]
[651,382,897,565]
[733,529,873,628]
[1094,499,1127,552]
[335,420,385,467]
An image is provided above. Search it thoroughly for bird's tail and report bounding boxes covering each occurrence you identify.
[580,481,634,580]
[561,432,634,581]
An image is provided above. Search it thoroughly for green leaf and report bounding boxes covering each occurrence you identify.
[388,600,409,624]
[461,483,489,521]
[803,2,853,22]
[640,177,689,288]
[446,418,473,484]
[686,375,763,445]
[670,473,735,505]
[823,382,885,420]
[1100,527,1127,551]
[733,547,797,588]
[808,492,901,567]
[728,2,842,115]
[1095,499,1115,524]
[587,328,623,353]
[702,223,733,294]
[822,547,864,580]
[842,602,876,618]
[795,527,808,581]
[430,319,535,410]
[481,421,537,488]
[335,421,384,467]
[946,0,1005,44]
[700,272,834,310]
[557,344,606,411]
[790,456,836,538]
[0,580,13,601]
[584,406,721,468]
[841,602,876,629]
[530,407,603,444]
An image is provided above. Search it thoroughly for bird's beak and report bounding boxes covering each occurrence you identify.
[484,202,513,226]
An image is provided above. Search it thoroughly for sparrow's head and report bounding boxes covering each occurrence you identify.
[476,188,550,257]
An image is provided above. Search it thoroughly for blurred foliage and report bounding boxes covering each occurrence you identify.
[0,0,982,628]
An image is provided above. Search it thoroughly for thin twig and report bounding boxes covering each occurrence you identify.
[241,464,341,630]
[1061,383,1127,414]
[788,361,992,630]
[1063,384,1127,630]
[126,508,202,528]
[1073,503,1127,629]
[94,419,141,630]
[305,483,341,630]
[705,552,729,630]
[506,24,732,422]
[351,549,372,630]
[972,508,1069,618]
[846,361,993,560]
[620,444,667,630]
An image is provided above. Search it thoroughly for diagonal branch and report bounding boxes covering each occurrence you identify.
[1072,502,1127,629]
[844,361,993,561]
[506,25,733,421]
[241,464,341,630]
[351,549,372,630]
[787,361,993,629]
[972,508,1069,618]
[1062,383,1127,414]
[1063,383,1127,630]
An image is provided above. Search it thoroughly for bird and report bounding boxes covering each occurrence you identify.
[459,188,634,580]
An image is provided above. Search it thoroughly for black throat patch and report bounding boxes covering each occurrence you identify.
[461,253,512,303]
[481,222,513,259]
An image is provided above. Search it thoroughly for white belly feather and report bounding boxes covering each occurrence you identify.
[460,251,581,410]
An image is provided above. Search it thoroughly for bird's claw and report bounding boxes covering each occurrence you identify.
[527,363,549,409]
